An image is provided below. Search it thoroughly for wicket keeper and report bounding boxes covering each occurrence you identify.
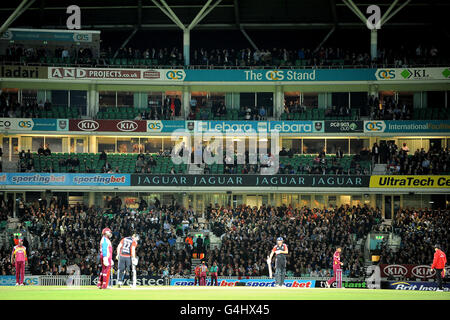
[116,234,139,287]
[97,228,113,289]
[269,237,288,287]
[326,247,343,288]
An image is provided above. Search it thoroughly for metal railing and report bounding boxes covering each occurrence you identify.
[39,275,92,286]
[1,60,449,70]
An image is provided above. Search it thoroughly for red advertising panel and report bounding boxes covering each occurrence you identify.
[380,264,450,279]
[69,120,147,132]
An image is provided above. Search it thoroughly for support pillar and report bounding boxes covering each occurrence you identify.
[88,192,95,207]
[370,29,377,60]
[183,30,190,66]
[88,84,98,118]
[183,86,190,116]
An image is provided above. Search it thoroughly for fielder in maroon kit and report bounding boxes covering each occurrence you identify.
[326,247,343,288]
[200,260,208,286]
[11,239,27,286]
[194,264,201,286]
[97,228,114,289]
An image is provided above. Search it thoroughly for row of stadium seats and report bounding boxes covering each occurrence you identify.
[19,153,369,174]
[412,108,450,120]
[281,108,359,121]
[36,107,80,119]
[19,153,187,174]
[97,107,142,120]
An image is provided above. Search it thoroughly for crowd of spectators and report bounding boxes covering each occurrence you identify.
[2,43,446,68]
[380,208,449,266]
[205,204,382,277]
[369,95,413,120]
[0,197,198,277]
[381,144,450,175]
[3,44,94,64]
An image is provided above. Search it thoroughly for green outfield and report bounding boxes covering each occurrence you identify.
[0,286,449,300]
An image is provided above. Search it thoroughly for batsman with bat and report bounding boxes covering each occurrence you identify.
[268,237,288,287]
[116,234,139,288]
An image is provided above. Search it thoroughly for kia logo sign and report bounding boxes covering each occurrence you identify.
[411,265,435,278]
[383,264,407,276]
[117,120,138,132]
[77,120,99,131]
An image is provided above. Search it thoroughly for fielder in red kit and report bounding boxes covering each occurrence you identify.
[200,260,208,286]
[326,247,343,288]
[11,239,27,286]
[194,264,201,286]
[430,244,447,292]
[97,228,113,289]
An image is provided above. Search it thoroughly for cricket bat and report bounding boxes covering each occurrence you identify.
[267,257,272,278]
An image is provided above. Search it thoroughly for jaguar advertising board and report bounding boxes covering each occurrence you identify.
[131,174,370,188]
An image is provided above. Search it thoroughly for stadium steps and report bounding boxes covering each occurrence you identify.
[373,163,387,175]
[188,163,204,174]
[191,258,202,274]
[3,160,18,172]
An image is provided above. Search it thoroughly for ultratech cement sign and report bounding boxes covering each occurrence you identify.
[370,175,450,188]
[0,65,47,79]
[131,174,370,188]
[324,121,364,133]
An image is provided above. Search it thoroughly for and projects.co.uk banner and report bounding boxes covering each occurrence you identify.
[48,67,185,81]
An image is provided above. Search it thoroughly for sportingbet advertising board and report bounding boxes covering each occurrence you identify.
[170,278,315,288]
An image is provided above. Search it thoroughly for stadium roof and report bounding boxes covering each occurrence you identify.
[0,0,448,31]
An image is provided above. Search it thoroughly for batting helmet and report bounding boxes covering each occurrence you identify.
[277,237,283,241]
[102,228,112,235]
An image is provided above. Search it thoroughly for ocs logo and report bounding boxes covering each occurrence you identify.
[147,120,163,132]
[265,70,284,81]
[166,70,185,80]
[18,120,32,128]
[365,121,386,132]
[377,69,395,79]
